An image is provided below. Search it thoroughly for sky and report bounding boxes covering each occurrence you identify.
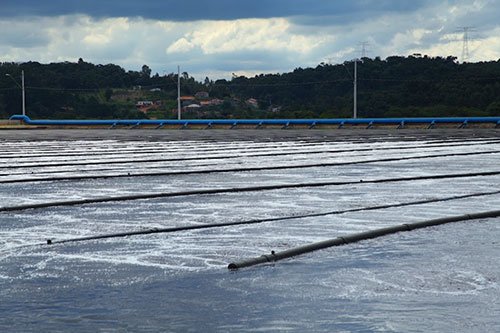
[1,0,499,80]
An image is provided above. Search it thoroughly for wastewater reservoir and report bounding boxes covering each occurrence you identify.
[1,129,499,332]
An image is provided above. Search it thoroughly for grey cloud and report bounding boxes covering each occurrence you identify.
[0,21,50,48]
[1,0,499,80]
[1,0,431,21]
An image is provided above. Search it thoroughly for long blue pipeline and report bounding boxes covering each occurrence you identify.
[9,115,500,128]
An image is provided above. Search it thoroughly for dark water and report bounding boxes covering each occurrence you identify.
[2,221,499,332]
[1,133,499,332]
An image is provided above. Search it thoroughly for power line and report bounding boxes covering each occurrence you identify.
[6,75,499,92]
[0,87,18,91]
[6,73,499,93]
[216,79,351,87]
[26,86,102,92]
[4,62,500,93]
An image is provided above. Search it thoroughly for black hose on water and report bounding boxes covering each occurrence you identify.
[228,209,500,270]
[2,150,500,184]
[42,189,500,245]
[2,170,500,212]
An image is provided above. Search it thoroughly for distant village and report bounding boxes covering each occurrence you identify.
[134,89,264,118]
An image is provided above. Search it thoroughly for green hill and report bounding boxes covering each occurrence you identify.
[1,55,500,119]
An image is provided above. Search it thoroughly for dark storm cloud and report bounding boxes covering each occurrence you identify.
[1,0,429,21]
[2,0,499,79]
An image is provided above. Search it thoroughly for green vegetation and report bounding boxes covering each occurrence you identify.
[1,55,500,119]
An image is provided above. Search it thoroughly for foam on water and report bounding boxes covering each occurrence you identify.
[1,136,500,331]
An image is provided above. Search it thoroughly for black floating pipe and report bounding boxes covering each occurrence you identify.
[227,210,500,270]
[43,189,500,245]
[0,141,332,160]
[2,170,500,212]
[3,150,500,184]
[3,140,500,169]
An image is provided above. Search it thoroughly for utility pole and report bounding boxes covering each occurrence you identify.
[177,65,181,120]
[342,54,359,119]
[5,70,26,116]
[353,59,357,119]
[352,41,368,119]
[21,70,25,117]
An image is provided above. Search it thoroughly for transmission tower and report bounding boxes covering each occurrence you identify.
[457,26,476,62]
[359,41,370,58]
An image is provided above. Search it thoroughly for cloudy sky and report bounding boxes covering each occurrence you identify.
[1,0,499,79]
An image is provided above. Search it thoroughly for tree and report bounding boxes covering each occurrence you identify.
[141,65,151,78]
[105,88,113,101]
[2,56,500,120]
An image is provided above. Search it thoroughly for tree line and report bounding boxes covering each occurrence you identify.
[1,55,500,119]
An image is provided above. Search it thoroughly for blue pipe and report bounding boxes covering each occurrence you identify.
[9,115,500,128]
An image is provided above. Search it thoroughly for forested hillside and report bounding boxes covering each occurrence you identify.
[1,55,500,119]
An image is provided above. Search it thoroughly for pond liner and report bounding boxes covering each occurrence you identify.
[227,209,500,270]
